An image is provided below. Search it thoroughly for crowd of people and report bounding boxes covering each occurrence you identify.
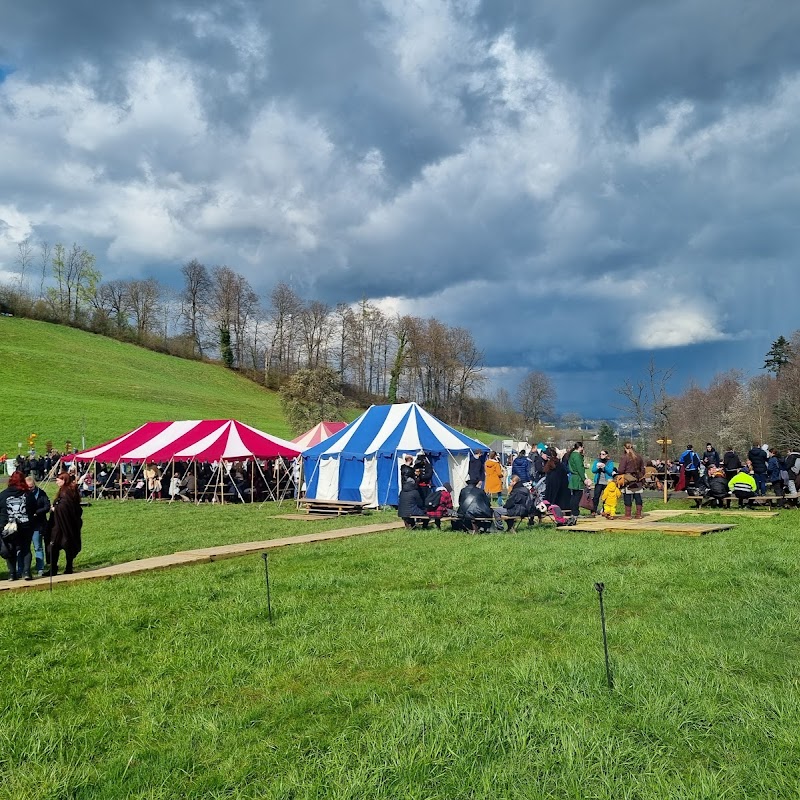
[397,441,651,531]
[0,471,82,581]
[397,438,800,531]
[675,442,800,507]
[20,457,299,503]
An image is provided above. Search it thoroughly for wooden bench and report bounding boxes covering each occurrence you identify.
[299,498,366,516]
[444,515,526,533]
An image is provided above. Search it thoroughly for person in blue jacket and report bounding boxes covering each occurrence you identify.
[590,450,616,516]
[679,445,701,490]
[511,450,531,483]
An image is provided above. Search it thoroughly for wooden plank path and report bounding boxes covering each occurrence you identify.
[0,521,405,594]
[0,507,757,593]
[568,508,737,536]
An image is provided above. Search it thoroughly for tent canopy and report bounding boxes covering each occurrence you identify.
[291,421,347,449]
[72,420,301,463]
[302,402,488,506]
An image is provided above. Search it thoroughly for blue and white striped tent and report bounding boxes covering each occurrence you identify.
[302,402,489,507]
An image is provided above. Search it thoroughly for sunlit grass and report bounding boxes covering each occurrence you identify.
[1,501,799,798]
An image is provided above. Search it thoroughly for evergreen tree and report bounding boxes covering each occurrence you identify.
[219,325,234,369]
[764,336,791,375]
[597,422,617,452]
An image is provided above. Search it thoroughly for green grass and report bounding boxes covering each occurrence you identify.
[0,316,497,453]
[0,317,291,454]
[2,502,800,798]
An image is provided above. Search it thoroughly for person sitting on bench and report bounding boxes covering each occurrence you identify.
[728,466,757,508]
[707,467,730,507]
[398,478,428,528]
[456,482,493,532]
[493,475,531,530]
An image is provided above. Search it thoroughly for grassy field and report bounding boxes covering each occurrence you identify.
[0,317,292,455]
[2,501,800,798]
[0,317,498,456]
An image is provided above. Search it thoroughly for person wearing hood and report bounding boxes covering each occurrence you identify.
[0,471,37,581]
[426,483,454,528]
[747,442,768,495]
[398,478,427,528]
[483,451,504,502]
[457,483,493,532]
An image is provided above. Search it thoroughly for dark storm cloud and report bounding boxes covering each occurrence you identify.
[476,0,800,122]
[1,0,799,415]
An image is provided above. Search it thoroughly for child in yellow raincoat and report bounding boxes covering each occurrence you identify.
[600,479,622,518]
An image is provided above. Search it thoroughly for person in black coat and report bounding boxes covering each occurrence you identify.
[48,472,83,575]
[702,443,720,469]
[0,471,38,581]
[722,446,741,482]
[543,450,570,510]
[457,484,493,531]
[400,455,416,484]
[493,476,531,529]
[398,478,427,527]
[414,452,433,504]
[747,443,768,496]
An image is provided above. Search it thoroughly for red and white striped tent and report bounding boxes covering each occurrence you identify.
[72,419,300,462]
[68,420,301,503]
[291,421,347,450]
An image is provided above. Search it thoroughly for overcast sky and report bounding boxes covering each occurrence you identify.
[2,0,798,417]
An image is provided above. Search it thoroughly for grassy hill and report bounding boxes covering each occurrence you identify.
[0,317,498,457]
[0,317,292,455]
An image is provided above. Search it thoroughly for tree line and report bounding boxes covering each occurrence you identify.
[6,238,796,447]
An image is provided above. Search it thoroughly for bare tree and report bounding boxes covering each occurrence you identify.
[180,259,212,356]
[15,237,33,291]
[127,278,162,339]
[517,370,556,437]
[37,240,51,301]
[615,359,673,457]
[299,300,331,368]
[266,282,303,383]
[451,327,485,425]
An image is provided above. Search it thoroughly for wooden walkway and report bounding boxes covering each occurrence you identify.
[0,521,405,594]
[0,508,751,593]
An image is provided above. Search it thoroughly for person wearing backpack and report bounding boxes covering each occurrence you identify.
[0,471,37,581]
[425,483,453,529]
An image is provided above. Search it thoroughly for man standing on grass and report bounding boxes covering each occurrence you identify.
[747,442,769,496]
[679,445,701,490]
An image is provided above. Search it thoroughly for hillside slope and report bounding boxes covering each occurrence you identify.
[0,317,291,455]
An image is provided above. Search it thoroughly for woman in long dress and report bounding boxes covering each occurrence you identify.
[48,471,83,575]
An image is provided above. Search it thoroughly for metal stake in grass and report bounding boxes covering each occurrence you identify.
[261,552,273,624]
[594,582,614,690]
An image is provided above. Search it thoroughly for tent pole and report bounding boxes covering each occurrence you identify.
[168,457,176,503]
[123,461,145,501]
[256,459,274,506]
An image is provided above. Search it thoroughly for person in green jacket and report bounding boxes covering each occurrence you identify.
[567,442,591,517]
